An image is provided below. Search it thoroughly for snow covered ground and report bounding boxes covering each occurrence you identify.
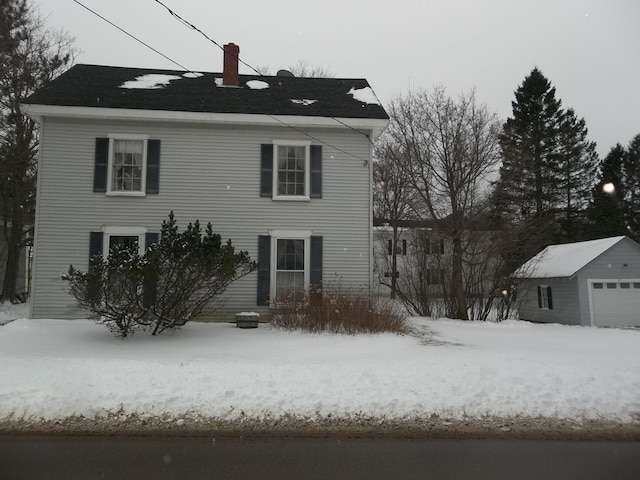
[1,302,639,425]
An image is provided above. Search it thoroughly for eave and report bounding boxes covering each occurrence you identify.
[21,103,389,139]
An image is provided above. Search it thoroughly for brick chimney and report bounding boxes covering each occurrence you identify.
[223,43,240,86]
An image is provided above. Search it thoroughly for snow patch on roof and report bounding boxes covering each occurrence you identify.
[348,86,380,105]
[120,74,182,89]
[182,72,204,79]
[246,80,269,90]
[516,236,626,278]
[291,99,317,106]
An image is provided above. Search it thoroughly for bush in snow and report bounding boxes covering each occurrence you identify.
[270,286,408,334]
[65,212,257,337]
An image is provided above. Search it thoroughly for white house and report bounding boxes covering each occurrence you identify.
[515,236,640,327]
[22,44,389,320]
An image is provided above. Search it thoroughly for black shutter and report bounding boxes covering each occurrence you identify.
[387,239,393,256]
[145,232,159,250]
[93,138,109,192]
[260,144,273,197]
[89,231,103,262]
[310,145,322,198]
[310,236,323,294]
[257,235,271,305]
[146,139,161,194]
[143,233,159,308]
[537,286,542,309]
[402,239,407,255]
[547,287,553,310]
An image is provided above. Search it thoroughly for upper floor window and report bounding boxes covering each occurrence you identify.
[111,139,145,193]
[274,142,310,199]
[107,135,148,195]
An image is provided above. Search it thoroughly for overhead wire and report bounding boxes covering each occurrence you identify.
[70,0,378,165]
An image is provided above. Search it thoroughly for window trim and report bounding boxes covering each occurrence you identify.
[102,226,148,258]
[269,229,311,302]
[106,134,149,196]
[272,140,311,201]
[539,285,551,310]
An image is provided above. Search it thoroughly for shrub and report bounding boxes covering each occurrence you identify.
[65,212,257,337]
[270,287,408,334]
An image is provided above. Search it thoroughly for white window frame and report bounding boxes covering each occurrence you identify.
[272,140,311,201]
[102,226,148,259]
[106,133,149,196]
[269,230,311,302]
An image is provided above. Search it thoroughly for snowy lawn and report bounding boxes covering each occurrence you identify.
[1,304,639,424]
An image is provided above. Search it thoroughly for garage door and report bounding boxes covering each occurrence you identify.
[591,281,640,327]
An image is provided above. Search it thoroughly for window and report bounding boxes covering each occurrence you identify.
[387,239,407,256]
[102,226,147,258]
[275,238,306,301]
[260,143,322,199]
[606,283,617,289]
[273,142,310,199]
[425,268,444,285]
[107,136,147,194]
[620,283,630,289]
[257,233,322,306]
[111,139,145,192]
[424,237,445,255]
[593,283,604,289]
[93,136,161,195]
[537,285,553,310]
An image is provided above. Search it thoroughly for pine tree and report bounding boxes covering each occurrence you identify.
[495,68,563,222]
[554,108,599,242]
[622,134,640,241]
[585,145,627,239]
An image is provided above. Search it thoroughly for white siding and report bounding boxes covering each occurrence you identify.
[31,117,374,320]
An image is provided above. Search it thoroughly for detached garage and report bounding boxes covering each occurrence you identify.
[515,236,640,327]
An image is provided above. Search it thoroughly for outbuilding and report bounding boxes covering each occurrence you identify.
[515,236,640,327]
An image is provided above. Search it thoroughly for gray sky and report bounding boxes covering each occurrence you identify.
[35,0,639,157]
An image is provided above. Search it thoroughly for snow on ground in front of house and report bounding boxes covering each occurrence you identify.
[0,308,639,423]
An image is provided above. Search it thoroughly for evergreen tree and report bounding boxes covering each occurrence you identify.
[585,145,627,239]
[623,134,640,241]
[554,108,599,242]
[494,68,599,245]
[494,68,563,222]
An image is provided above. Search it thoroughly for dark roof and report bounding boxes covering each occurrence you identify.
[24,64,388,120]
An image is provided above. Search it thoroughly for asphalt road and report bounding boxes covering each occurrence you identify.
[1,434,639,480]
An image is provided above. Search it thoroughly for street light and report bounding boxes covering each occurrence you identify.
[602,182,615,194]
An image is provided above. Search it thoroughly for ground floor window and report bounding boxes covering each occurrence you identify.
[537,285,553,310]
[102,227,146,258]
[274,237,307,302]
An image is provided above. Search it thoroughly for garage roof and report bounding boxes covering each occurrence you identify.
[515,236,626,278]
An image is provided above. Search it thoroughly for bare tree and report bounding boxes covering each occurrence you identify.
[373,138,415,298]
[383,87,502,319]
[0,0,74,301]
[287,60,334,78]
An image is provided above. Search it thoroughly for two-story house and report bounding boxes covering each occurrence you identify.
[22,44,389,320]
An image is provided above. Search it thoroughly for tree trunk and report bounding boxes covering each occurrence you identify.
[451,233,468,320]
[1,224,22,302]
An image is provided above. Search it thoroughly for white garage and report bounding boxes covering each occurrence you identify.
[516,236,640,327]
[590,280,640,327]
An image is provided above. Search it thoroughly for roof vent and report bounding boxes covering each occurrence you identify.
[276,69,295,78]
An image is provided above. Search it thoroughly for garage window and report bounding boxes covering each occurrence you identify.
[620,283,630,289]
[606,283,617,289]
[593,283,603,289]
[537,286,553,310]
[634,283,640,289]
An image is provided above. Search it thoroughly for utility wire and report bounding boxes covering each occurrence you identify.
[71,0,376,165]
[152,0,379,148]
[71,0,191,73]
